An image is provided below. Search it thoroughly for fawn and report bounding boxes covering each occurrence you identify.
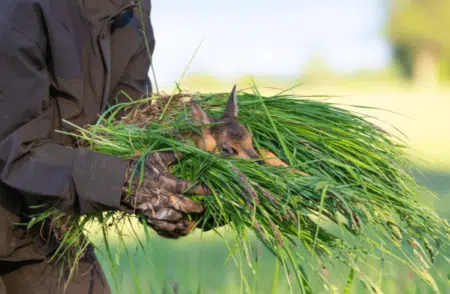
[188,85,289,168]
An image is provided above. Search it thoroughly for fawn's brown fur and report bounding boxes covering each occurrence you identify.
[188,85,290,167]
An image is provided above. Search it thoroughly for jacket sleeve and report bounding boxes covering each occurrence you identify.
[0,21,129,215]
[112,4,156,104]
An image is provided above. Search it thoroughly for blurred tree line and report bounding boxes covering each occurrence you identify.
[388,0,450,86]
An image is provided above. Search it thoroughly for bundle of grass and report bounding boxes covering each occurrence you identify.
[32,85,449,293]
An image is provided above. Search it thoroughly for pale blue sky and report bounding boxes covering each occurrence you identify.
[151,0,391,88]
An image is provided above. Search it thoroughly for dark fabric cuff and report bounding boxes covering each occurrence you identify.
[72,148,128,214]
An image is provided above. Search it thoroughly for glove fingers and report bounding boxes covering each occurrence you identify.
[138,202,184,222]
[154,208,184,222]
[147,219,196,238]
[165,151,184,165]
[167,193,205,214]
[146,151,184,169]
[169,176,211,195]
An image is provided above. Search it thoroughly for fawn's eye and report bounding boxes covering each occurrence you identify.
[222,145,237,155]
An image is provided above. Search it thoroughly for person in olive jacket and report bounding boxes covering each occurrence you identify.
[0,1,212,293]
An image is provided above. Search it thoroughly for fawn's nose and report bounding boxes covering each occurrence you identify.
[246,148,264,165]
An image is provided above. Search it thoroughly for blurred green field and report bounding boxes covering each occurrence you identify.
[91,85,450,294]
[91,168,449,294]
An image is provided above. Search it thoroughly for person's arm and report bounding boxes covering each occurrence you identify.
[0,14,128,215]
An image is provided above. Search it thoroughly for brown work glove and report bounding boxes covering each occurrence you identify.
[121,151,211,239]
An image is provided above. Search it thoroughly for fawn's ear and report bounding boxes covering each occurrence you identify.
[190,101,214,125]
[222,85,238,120]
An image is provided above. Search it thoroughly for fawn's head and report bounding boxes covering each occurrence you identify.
[189,86,261,162]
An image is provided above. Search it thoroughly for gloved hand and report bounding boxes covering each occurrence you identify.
[121,151,210,239]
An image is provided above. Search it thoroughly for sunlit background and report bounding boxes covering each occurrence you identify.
[152,0,391,85]
[96,1,450,293]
